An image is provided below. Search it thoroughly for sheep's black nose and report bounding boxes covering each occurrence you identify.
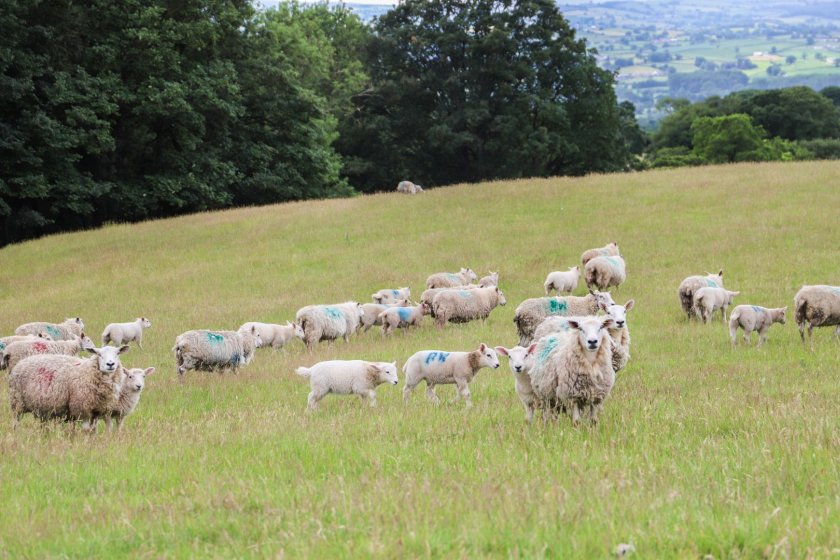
[107,362,115,368]
[587,340,598,347]
[616,321,625,327]
[515,366,522,372]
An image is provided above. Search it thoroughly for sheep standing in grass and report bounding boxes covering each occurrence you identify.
[693,287,740,323]
[2,334,95,371]
[403,344,500,407]
[1,332,53,346]
[379,302,430,335]
[16,318,84,340]
[678,270,724,319]
[581,242,620,267]
[396,181,423,194]
[426,268,477,289]
[360,299,411,332]
[295,302,364,350]
[173,327,261,376]
[431,286,506,328]
[478,271,499,288]
[420,285,480,316]
[584,255,626,291]
[107,367,154,430]
[544,267,580,295]
[601,300,634,373]
[296,360,398,410]
[371,287,411,304]
[794,285,840,346]
[495,344,538,423]
[238,321,304,350]
[102,317,152,348]
[513,290,615,346]
[729,305,787,346]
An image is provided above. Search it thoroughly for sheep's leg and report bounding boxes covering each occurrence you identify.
[721,306,728,322]
[834,325,840,339]
[307,389,326,411]
[455,379,472,408]
[424,382,440,405]
[744,329,751,346]
[402,381,417,404]
[524,403,534,424]
[808,323,815,351]
[367,390,377,407]
[798,321,806,342]
[570,403,581,426]
[757,326,769,347]
[729,324,738,347]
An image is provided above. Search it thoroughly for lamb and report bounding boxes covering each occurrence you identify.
[425,268,478,289]
[102,317,152,348]
[1,332,54,346]
[379,302,430,335]
[296,360,399,410]
[238,321,304,350]
[295,302,365,350]
[9,344,130,431]
[172,327,262,377]
[513,290,615,346]
[584,255,626,291]
[15,317,84,340]
[431,286,506,328]
[693,287,740,323]
[600,300,634,373]
[478,271,499,288]
[107,367,155,430]
[544,267,580,295]
[580,242,620,267]
[396,180,423,194]
[402,344,501,408]
[360,299,411,332]
[2,333,95,371]
[678,270,724,319]
[729,305,787,346]
[371,287,411,304]
[495,344,539,423]
[794,285,840,346]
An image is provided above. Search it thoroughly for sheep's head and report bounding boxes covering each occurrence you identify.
[462,267,477,282]
[496,287,507,306]
[68,317,84,329]
[590,289,615,308]
[419,302,432,315]
[567,317,614,353]
[78,333,95,351]
[775,307,788,324]
[477,343,500,369]
[288,321,305,339]
[140,317,152,328]
[371,361,399,385]
[396,298,412,307]
[495,344,537,374]
[705,270,724,286]
[91,345,129,374]
[250,326,263,347]
[124,367,154,393]
[599,299,635,329]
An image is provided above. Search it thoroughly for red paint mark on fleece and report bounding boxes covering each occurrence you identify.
[37,367,54,388]
[32,341,48,353]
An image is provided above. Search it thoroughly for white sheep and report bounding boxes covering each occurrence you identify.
[693,287,740,323]
[729,305,787,346]
[478,271,499,288]
[1,332,54,346]
[584,255,626,291]
[432,286,506,328]
[794,285,840,346]
[379,302,430,335]
[544,267,580,295]
[600,300,634,373]
[371,287,411,304]
[425,268,478,289]
[678,270,724,319]
[360,299,411,332]
[396,180,423,194]
[107,367,155,430]
[402,344,500,408]
[580,242,620,267]
[172,327,261,377]
[15,317,84,340]
[296,360,398,410]
[513,290,615,346]
[295,302,364,350]
[238,321,304,350]
[2,333,95,371]
[102,317,152,348]
[495,344,538,423]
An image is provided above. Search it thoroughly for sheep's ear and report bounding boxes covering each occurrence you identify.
[588,288,595,295]
[719,269,724,276]
[598,301,608,312]
[144,367,155,376]
[118,345,130,354]
[601,318,615,330]
[494,346,509,356]
[624,299,635,311]
[479,343,487,352]
[567,320,581,330]
[527,343,538,355]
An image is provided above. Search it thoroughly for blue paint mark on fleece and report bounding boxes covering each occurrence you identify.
[751,305,765,314]
[397,307,413,322]
[45,325,61,339]
[206,332,224,344]
[229,353,242,365]
[605,256,622,270]
[446,273,460,282]
[545,298,568,315]
[706,278,718,287]
[324,307,343,320]
[0,341,5,351]
[537,336,560,366]
[424,351,450,365]
[391,289,400,296]
[458,291,472,298]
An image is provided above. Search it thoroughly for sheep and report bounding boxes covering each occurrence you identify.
[107,367,154,430]
[729,305,787,347]
[296,360,398,410]
[600,300,635,373]
[371,287,411,304]
[420,284,480,314]
[478,271,499,288]
[379,302,430,335]
[402,344,501,408]
[295,302,365,350]
[172,327,262,377]
[8,344,130,431]
[431,286,506,328]
[1,332,54,346]
[584,255,626,291]
[693,287,740,323]
[360,299,411,332]
[513,290,615,346]
[238,321,304,350]
[580,242,620,267]
[396,180,423,194]
[495,344,539,423]
[15,318,84,340]
[528,317,615,425]
[678,270,724,319]
[102,317,152,348]
[2,334,95,371]
[544,267,580,295]
[794,285,840,346]
[425,268,478,289]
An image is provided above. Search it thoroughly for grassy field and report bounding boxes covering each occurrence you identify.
[1,161,839,557]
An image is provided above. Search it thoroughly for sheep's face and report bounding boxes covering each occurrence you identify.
[477,343,500,369]
[568,318,615,352]
[496,288,507,306]
[79,333,95,350]
[292,322,305,339]
[68,317,84,330]
[356,303,365,319]
[124,367,154,393]
[92,345,129,374]
[420,302,432,315]
[254,332,263,347]
[140,317,152,328]
[601,299,635,329]
[776,307,787,325]
[495,344,537,374]
[376,362,399,385]
[462,267,477,282]
[592,290,615,308]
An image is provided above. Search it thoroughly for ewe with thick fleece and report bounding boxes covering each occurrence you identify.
[544,267,580,295]
[396,180,423,194]
[513,290,615,346]
[102,317,152,348]
[9,345,129,431]
[678,270,724,319]
[496,344,538,423]
[432,286,506,328]
[371,287,411,304]
[173,327,261,376]
[238,321,304,349]
[16,318,84,340]
[478,271,499,288]
[295,302,364,350]
[360,299,411,332]
[296,360,398,410]
[581,242,620,267]
[379,303,430,335]
[108,367,154,430]
[425,268,477,289]
[693,287,739,323]
[1,332,53,346]
[403,344,500,407]
[729,305,786,346]
[584,255,626,291]
[2,334,94,371]
[794,285,840,345]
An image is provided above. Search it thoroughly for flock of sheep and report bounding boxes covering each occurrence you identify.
[2,240,838,431]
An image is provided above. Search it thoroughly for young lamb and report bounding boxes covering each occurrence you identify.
[9,345,130,432]
[295,302,364,350]
[729,305,787,346]
[600,300,635,373]
[580,242,620,267]
[495,344,539,423]
[1,332,54,346]
[693,287,740,323]
[172,327,262,376]
[396,181,423,194]
[102,317,152,348]
[2,333,95,371]
[238,321,304,350]
[584,255,626,291]
[678,270,724,319]
[402,344,500,408]
[425,268,478,289]
[107,367,155,430]
[794,285,840,346]
[360,299,411,332]
[296,360,399,410]
[513,290,615,346]
[478,271,499,288]
[544,267,580,295]
[15,318,84,340]
[379,303,430,335]
[371,287,411,305]
[432,286,506,328]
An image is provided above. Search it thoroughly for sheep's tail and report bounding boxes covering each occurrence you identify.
[295,367,311,378]
[794,295,808,327]
[728,308,741,328]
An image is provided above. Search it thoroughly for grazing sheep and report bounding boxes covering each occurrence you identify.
[478,271,499,288]
[238,321,304,350]
[425,268,478,289]
[9,345,130,431]
[396,180,423,194]
[420,285,480,315]
[544,267,580,295]
[678,270,724,319]
[403,344,501,408]
[296,360,399,410]
[173,327,261,376]
[379,303,430,335]
[431,286,506,328]
[513,290,615,346]
[495,344,539,423]
[1,332,54,346]
[729,305,787,346]
[584,255,626,291]
[15,318,84,341]
[693,287,740,323]
[107,367,154,430]
[2,334,95,371]
[794,285,840,346]
[600,300,634,373]
[295,302,365,350]
[580,242,620,267]
[360,299,411,332]
[371,287,411,305]
[102,317,152,348]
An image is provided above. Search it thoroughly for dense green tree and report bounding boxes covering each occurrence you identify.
[820,86,840,108]
[690,114,766,163]
[733,87,840,141]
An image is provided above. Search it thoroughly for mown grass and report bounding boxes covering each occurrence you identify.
[0,161,838,558]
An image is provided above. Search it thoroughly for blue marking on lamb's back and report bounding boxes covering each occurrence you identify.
[397,308,412,321]
[324,306,343,320]
[706,278,718,287]
[751,305,765,313]
[424,351,449,365]
[391,289,399,296]
[545,298,568,315]
[206,332,224,344]
[45,325,61,339]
